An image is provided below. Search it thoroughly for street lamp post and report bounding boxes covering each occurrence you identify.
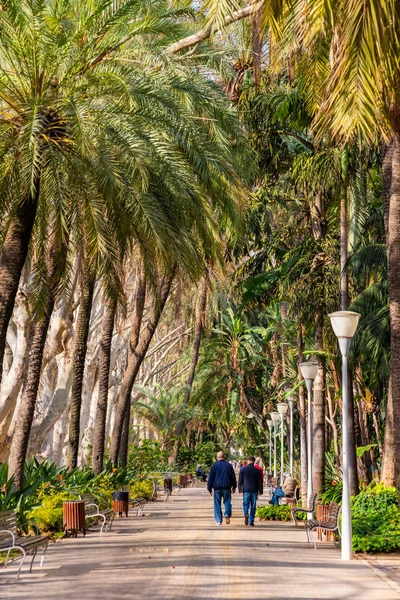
[299,360,319,509]
[329,310,360,561]
[277,403,288,485]
[288,397,297,475]
[270,412,280,479]
[267,419,273,476]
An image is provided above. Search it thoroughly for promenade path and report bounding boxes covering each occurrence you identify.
[1,487,400,599]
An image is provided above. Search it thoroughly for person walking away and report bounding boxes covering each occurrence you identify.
[238,456,263,526]
[207,451,237,525]
[254,457,264,482]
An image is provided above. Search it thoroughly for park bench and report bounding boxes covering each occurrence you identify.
[279,485,300,506]
[131,497,147,515]
[304,502,341,550]
[0,509,49,579]
[152,480,170,503]
[291,492,318,525]
[81,494,115,534]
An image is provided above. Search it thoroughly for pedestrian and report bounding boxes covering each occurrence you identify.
[238,456,263,526]
[254,457,263,481]
[207,451,237,525]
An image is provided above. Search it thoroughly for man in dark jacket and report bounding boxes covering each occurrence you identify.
[207,451,237,524]
[238,456,263,526]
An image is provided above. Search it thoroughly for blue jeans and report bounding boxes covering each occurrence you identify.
[272,488,285,506]
[213,489,232,523]
[243,492,258,524]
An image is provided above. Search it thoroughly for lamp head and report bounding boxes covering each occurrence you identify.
[270,411,280,423]
[329,310,361,339]
[299,360,319,381]
[277,402,289,415]
[266,419,273,428]
[288,396,297,408]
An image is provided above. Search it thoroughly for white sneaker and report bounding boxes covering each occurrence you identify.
[215,521,222,525]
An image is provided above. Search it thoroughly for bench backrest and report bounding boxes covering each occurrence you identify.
[307,492,318,511]
[81,493,95,505]
[327,502,341,524]
[0,510,17,539]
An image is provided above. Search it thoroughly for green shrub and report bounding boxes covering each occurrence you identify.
[351,483,400,553]
[256,505,292,521]
[27,491,70,532]
[128,441,169,476]
[130,479,154,500]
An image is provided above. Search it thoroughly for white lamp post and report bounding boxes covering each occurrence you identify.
[299,360,319,508]
[270,412,280,479]
[277,403,288,485]
[267,419,273,475]
[288,397,297,475]
[329,310,360,561]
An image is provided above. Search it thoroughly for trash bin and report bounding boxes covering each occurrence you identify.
[112,491,129,517]
[63,501,86,537]
[179,474,188,488]
[164,478,173,493]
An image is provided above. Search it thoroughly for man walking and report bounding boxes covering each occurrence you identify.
[207,451,237,525]
[238,456,263,526]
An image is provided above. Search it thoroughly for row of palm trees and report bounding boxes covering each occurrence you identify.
[0,0,250,488]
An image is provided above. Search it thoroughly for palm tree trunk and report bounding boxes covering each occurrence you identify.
[172,274,208,462]
[66,272,95,470]
[117,266,147,468]
[313,317,325,494]
[298,328,308,506]
[0,192,39,385]
[7,239,65,488]
[8,310,53,489]
[340,166,359,495]
[251,5,263,91]
[118,407,130,467]
[110,270,175,465]
[92,297,117,475]
[382,134,400,492]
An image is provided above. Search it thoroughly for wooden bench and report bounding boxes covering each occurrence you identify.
[304,502,342,550]
[81,494,114,534]
[0,509,49,579]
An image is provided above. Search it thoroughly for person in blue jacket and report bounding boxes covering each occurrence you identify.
[207,451,237,525]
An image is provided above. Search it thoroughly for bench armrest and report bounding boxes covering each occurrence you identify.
[85,503,100,512]
[0,529,16,545]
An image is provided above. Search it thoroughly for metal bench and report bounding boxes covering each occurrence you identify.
[0,509,49,579]
[81,494,114,534]
[304,502,342,549]
[152,480,170,503]
[130,497,147,515]
[291,492,318,525]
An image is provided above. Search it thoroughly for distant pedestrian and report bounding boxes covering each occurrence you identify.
[238,456,263,526]
[207,451,237,525]
[254,457,263,481]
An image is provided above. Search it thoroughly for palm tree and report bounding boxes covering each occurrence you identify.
[133,385,198,452]
[1,0,250,478]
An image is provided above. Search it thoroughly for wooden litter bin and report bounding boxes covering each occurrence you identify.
[63,501,86,537]
[164,478,172,493]
[316,504,332,541]
[112,491,129,517]
[179,474,188,488]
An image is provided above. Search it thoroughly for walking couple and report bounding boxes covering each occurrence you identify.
[207,452,263,526]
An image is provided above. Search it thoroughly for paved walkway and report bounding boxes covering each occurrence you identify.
[1,487,400,599]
